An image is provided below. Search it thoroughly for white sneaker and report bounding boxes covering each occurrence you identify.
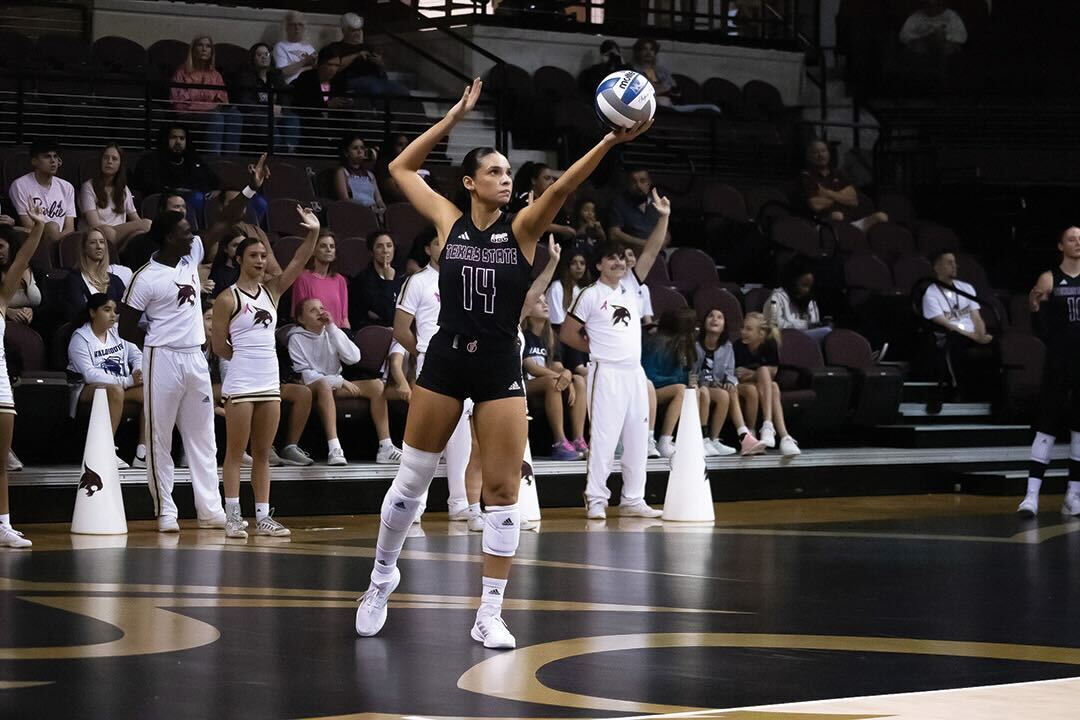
[467,514,485,532]
[376,443,404,464]
[703,437,719,457]
[646,436,661,458]
[268,447,283,467]
[157,515,180,533]
[327,447,347,466]
[7,450,22,471]
[356,567,401,637]
[448,504,477,522]
[779,436,801,457]
[0,525,31,548]
[132,453,146,469]
[521,518,540,531]
[619,500,662,518]
[657,437,676,459]
[1017,493,1039,516]
[255,509,290,537]
[241,452,253,467]
[279,444,313,466]
[115,449,129,470]
[759,423,776,449]
[1062,493,1080,517]
[586,498,607,519]
[712,439,738,456]
[197,514,227,529]
[225,505,248,539]
[471,611,516,649]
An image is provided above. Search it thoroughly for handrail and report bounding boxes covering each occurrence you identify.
[384,31,472,85]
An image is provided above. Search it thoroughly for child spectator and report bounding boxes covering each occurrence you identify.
[79,143,151,249]
[522,294,587,460]
[734,313,801,456]
[291,230,350,328]
[287,297,402,465]
[546,245,590,375]
[697,308,766,456]
[350,231,402,327]
[9,137,75,246]
[766,261,831,342]
[170,35,242,155]
[64,229,128,320]
[274,11,317,85]
[0,230,40,327]
[334,133,385,212]
[641,307,697,458]
[67,293,145,468]
[623,247,655,327]
[574,198,606,246]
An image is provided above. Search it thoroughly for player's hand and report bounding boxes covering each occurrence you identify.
[132,369,143,385]
[398,382,412,403]
[1029,285,1050,312]
[603,117,654,147]
[547,233,561,265]
[296,205,320,232]
[448,78,482,123]
[25,207,49,226]
[650,188,670,217]
[248,153,271,189]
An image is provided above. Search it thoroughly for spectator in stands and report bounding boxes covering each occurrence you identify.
[207,230,245,298]
[66,294,144,468]
[920,250,997,412]
[374,133,419,205]
[766,260,831,342]
[801,139,888,231]
[9,137,75,246]
[608,167,670,250]
[64,229,128,321]
[132,124,220,219]
[900,0,968,56]
[0,232,40,327]
[623,247,655,327]
[522,294,587,460]
[291,230,349,328]
[274,10,317,85]
[574,199,606,246]
[735,313,801,456]
[334,133,385,212]
[697,308,765,456]
[292,46,349,151]
[329,13,409,98]
[546,246,590,376]
[510,163,576,241]
[631,38,679,108]
[350,231,402,327]
[170,35,243,155]
[287,297,402,465]
[234,43,300,154]
[642,307,698,458]
[580,39,630,96]
[79,144,151,250]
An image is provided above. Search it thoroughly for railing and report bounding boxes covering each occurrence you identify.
[0,74,497,163]
[0,1,87,39]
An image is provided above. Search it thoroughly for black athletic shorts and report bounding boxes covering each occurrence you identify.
[1034,348,1080,435]
[417,329,525,403]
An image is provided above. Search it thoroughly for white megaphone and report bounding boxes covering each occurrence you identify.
[662,387,715,522]
[71,387,128,535]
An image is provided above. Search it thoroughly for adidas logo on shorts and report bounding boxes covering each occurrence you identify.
[508,381,521,391]
[501,517,514,527]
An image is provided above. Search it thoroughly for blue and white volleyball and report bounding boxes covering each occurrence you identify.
[594,70,656,130]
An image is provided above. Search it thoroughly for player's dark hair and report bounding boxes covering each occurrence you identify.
[234,237,267,266]
[461,147,500,179]
[366,229,393,254]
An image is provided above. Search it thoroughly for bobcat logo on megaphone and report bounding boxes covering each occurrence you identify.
[79,466,103,497]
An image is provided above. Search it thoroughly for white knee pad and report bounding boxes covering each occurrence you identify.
[1032,432,1056,465]
[482,504,520,558]
[1071,431,1080,462]
[380,485,423,532]
[391,443,441,498]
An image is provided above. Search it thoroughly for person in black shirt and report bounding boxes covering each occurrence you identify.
[291,46,348,153]
[232,43,300,153]
[349,230,402,326]
[1018,226,1080,517]
[734,312,801,456]
[132,123,219,221]
[579,39,631,96]
[328,13,409,98]
[355,78,651,649]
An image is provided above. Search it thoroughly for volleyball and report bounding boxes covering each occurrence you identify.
[594,70,656,130]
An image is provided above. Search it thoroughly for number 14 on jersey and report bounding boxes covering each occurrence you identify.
[461,266,496,314]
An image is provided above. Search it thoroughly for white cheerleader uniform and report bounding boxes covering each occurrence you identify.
[0,314,14,414]
[221,283,281,403]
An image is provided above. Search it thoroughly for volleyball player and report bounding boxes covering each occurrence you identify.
[560,189,669,520]
[1018,226,1080,516]
[0,213,45,547]
[355,78,650,648]
[212,206,321,538]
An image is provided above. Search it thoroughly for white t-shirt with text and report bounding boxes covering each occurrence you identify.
[9,173,76,224]
[922,280,979,334]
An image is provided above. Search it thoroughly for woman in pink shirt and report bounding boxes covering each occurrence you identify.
[170,35,243,155]
[291,230,350,328]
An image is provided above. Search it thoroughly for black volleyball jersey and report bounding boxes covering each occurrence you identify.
[438,212,533,340]
[1045,266,1080,348]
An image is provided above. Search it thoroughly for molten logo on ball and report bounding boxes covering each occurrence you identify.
[595,70,656,130]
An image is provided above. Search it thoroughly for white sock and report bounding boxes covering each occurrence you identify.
[328,437,341,452]
[736,425,749,437]
[1069,481,1080,496]
[0,513,9,527]
[762,420,775,431]
[479,576,507,617]
[379,437,393,449]
[660,434,673,444]
[469,502,481,515]
[225,498,240,518]
[1027,477,1043,495]
[136,444,146,459]
[255,503,270,522]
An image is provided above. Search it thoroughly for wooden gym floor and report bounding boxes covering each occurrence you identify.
[1,494,1079,719]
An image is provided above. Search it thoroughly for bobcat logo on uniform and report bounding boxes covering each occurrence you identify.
[100,357,124,376]
[611,304,632,326]
[252,308,273,328]
[175,282,197,307]
[79,466,103,497]
[521,460,534,486]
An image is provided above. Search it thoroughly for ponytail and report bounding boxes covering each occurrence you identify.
[745,311,781,347]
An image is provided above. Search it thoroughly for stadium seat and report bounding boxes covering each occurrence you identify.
[741,79,785,120]
[744,186,791,227]
[823,328,902,426]
[4,322,46,376]
[263,162,314,202]
[999,333,1045,422]
[876,192,916,227]
[891,255,932,294]
[823,221,869,257]
[213,42,249,80]
[353,325,393,377]
[744,286,772,314]
[36,34,95,75]
[92,36,147,76]
[0,31,34,73]
[384,202,433,254]
[693,286,742,341]
[641,254,671,288]
[867,222,915,265]
[531,241,549,280]
[336,236,372,278]
[771,217,822,257]
[671,74,702,104]
[533,65,577,102]
[702,77,744,118]
[268,198,309,238]
[1006,294,1032,336]
[648,285,687,319]
[272,235,303,268]
[844,253,894,307]
[327,201,380,239]
[668,247,719,294]
[778,328,851,433]
[916,223,960,258]
[701,182,749,222]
